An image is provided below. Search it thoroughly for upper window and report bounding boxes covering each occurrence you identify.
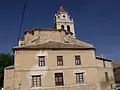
[105,72,109,82]
[67,25,70,32]
[75,73,84,84]
[61,25,64,29]
[55,73,64,86]
[32,75,41,87]
[57,56,63,66]
[75,55,81,65]
[38,56,45,66]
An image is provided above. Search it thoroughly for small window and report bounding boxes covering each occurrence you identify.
[57,56,63,66]
[63,15,65,17]
[55,73,64,86]
[105,72,109,82]
[75,55,81,65]
[38,56,45,66]
[67,25,70,32]
[75,73,84,84]
[61,25,64,29]
[32,75,41,87]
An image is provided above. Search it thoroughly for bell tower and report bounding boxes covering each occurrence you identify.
[54,6,76,38]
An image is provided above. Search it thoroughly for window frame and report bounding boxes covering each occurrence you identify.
[55,73,64,86]
[57,56,63,66]
[32,75,41,87]
[75,73,84,84]
[75,55,81,65]
[38,56,45,66]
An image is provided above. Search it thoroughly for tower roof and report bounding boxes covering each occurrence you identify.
[57,6,67,14]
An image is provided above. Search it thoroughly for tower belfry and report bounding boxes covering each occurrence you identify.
[54,6,76,38]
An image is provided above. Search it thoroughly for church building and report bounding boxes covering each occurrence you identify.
[4,6,115,90]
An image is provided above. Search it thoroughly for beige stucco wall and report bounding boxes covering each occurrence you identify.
[14,68,98,90]
[4,49,115,90]
[4,69,14,90]
[95,59,112,68]
[14,50,96,70]
[24,30,66,46]
[97,68,115,90]
[13,49,100,89]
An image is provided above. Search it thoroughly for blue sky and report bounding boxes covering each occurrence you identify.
[0,0,120,60]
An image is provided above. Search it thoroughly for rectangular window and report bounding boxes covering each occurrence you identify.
[38,56,45,66]
[105,72,109,82]
[75,55,81,65]
[57,56,63,66]
[75,73,84,84]
[103,60,106,67]
[32,75,41,87]
[55,73,64,86]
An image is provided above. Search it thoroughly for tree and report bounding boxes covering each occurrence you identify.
[0,53,13,88]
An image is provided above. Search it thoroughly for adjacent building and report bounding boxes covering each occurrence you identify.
[112,61,120,90]
[4,6,115,90]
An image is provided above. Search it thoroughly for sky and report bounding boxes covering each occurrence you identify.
[0,0,120,60]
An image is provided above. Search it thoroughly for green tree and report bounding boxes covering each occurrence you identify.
[0,53,13,88]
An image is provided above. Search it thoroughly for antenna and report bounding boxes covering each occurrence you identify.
[101,54,104,58]
[18,0,27,39]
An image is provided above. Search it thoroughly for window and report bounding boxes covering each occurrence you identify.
[63,15,65,17]
[61,25,64,29]
[103,60,106,67]
[67,25,70,32]
[105,72,109,82]
[57,56,63,66]
[75,55,81,65]
[75,73,84,84]
[38,56,45,66]
[32,75,41,87]
[55,73,64,86]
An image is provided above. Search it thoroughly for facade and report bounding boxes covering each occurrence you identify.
[4,7,115,90]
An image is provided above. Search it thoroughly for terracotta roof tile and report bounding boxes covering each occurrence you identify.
[13,41,95,50]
